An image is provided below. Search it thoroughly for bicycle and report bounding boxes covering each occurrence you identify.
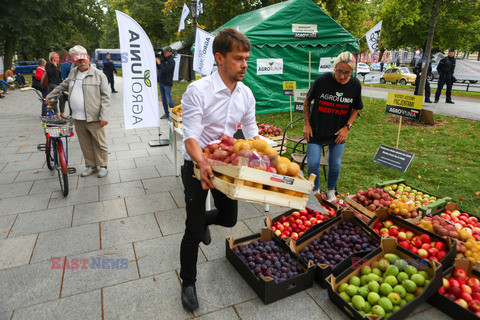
[34,89,76,196]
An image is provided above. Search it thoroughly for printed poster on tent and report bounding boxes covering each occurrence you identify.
[116,10,160,130]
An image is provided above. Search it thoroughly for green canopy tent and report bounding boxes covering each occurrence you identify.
[213,0,358,114]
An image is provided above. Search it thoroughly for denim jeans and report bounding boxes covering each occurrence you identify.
[159,83,174,115]
[0,79,10,92]
[306,142,345,191]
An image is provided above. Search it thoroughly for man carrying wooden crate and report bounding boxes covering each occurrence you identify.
[179,28,259,311]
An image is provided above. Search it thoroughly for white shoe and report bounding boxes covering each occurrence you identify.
[326,190,337,201]
[97,167,108,178]
[81,167,98,177]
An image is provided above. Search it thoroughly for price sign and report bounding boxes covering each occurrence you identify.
[283,81,296,96]
[385,92,423,120]
[293,89,308,113]
[373,144,415,172]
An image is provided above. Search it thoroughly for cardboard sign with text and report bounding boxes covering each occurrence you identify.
[385,92,423,120]
[283,81,296,96]
[293,89,308,113]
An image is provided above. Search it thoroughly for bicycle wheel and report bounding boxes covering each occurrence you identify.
[46,137,54,171]
[56,140,69,196]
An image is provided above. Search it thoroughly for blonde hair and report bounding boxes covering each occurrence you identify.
[48,51,58,62]
[37,58,46,67]
[333,52,356,74]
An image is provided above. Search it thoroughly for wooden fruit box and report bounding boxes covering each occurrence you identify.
[169,108,182,128]
[193,160,315,210]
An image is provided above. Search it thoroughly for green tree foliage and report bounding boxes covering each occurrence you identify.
[375,0,480,52]
[0,0,104,67]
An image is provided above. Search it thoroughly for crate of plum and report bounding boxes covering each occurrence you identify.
[369,208,456,271]
[225,228,315,304]
[428,259,480,318]
[376,179,451,216]
[326,237,442,320]
[264,201,339,242]
[288,209,380,288]
[345,187,394,221]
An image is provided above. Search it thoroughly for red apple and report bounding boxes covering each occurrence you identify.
[472,292,480,301]
[445,293,457,301]
[389,228,399,237]
[428,248,439,257]
[412,236,423,248]
[417,248,429,259]
[467,277,480,287]
[454,268,468,279]
[410,246,419,255]
[420,234,431,243]
[384,220,394,228]
[398,232,408,241]
[429,256,439,262]
[443,278,451,290]
[439,286,446,295]
[280,216,287,223]
[437,251,447,260]
[434,242,446,251]
[460,292,472,303]
[304,220,312,228]
[456,298,469,308]
[380,231,389,237]
[398,227,407,233]
[469,299,480,313]
[299,209,308,216]
[449,286,462,297]
[449,278,460,288]
[421,243,432,251]
[292,211,301,219]
[374,221,384,230]
[405,231,414,240]
[461,284,473,295]
[399,240,410,249]
[472,286,480,294]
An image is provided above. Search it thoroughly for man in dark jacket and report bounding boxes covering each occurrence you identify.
[434,48,456,104]
[158,46,176,119]
[103,54,118,93]
[413,58,433,103]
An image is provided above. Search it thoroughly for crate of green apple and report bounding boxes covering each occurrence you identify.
[225,228,315,304]
[265,203,338,241]
[428,259,480,318]
[288,209,380,288]
[327,237,442,320]
[369,208,456,270]
[377,179,451,214]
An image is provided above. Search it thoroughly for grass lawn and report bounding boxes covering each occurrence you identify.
[171,80,480,215]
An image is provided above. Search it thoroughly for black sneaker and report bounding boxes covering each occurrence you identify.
[446,101,455,104]
[434,100,439,103]
[181,285,199,311]
[424,100,432,103]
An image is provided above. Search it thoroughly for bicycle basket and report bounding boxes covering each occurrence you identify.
[41,118,74,137]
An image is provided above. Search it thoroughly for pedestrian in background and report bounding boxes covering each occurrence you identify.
[413,58,433,103]
[103,53,118,93]
[434,48,456,104]
[158,46,175,119]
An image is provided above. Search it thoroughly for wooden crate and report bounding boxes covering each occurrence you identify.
[193,160,315,210]
[169,108,182,128]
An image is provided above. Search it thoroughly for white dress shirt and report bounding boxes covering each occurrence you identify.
[181,71,258,161]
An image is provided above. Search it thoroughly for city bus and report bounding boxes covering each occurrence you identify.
[94,49,122,68]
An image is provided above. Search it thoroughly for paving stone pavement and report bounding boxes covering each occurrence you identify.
[0,77,453,319]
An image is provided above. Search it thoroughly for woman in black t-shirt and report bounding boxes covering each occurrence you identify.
[303,52,363,200]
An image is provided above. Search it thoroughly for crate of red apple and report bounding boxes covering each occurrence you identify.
[197,135,315,209]
[258,123,282,137]
[415,203,480,263]
[265,205,338,241]
[369,208,456,270]
[345,187,394,221]
[428,259,480,318]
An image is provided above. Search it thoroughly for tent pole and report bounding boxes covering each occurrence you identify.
[308,51,311,89]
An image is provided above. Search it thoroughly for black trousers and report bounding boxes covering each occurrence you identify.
[105,73,115,91]
[414,76,431,101]
[180,160,238,285]
[435,73,454,102]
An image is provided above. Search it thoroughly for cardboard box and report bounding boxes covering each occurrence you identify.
[375,179,452,215]
[369,208,456,271]
[428,259,480,319]
[326,237,443,320]
[288,209,381,288]
[264,200,340,243]
[225,228,315,304]
[193,160,315,210]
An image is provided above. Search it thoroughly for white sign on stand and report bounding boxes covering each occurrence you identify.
[364,74,382,84]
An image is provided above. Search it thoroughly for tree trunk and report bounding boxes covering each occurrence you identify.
[417,0,444,98]
[3,37,17,70]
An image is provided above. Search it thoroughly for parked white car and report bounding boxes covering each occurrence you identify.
[356,63,370,76]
